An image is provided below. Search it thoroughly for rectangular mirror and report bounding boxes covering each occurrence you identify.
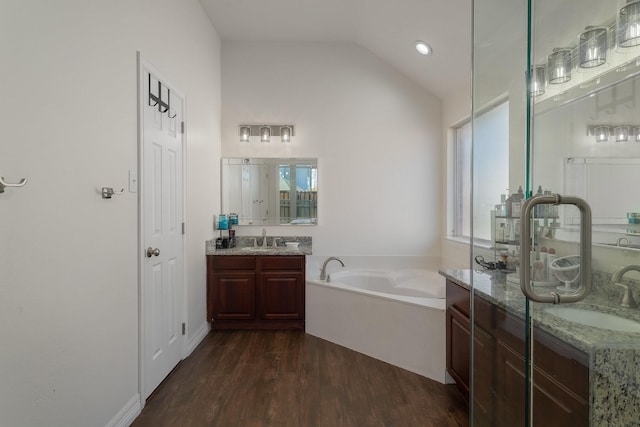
[221,158,318,226]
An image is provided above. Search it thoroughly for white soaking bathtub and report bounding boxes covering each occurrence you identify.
[306,268,447,383]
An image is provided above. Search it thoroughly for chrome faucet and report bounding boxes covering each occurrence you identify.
[261,227,268,247]
[611,265,640,308]
[320,257,345,281]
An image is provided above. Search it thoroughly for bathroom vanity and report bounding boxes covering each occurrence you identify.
[442,269,640,426]
[445,274,588,425]
[205,239,311,330]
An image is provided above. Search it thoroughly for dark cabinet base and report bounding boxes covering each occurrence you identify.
[207,255,305,330]
[445,279,589,426]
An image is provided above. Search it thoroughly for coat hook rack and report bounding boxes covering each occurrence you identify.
[102,187,125,199]
[148,75,176,118]
[0,176,28,194]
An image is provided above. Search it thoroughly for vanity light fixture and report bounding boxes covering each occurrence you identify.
[618,0,640,48]
[593,125,611,142]
[588,124,640,142]
[239,125,251,142]
[548,48,573,84]
[615,125,631,142]
[579,26,608,68]
[260,125,271,143]
[532,65,546,96]
[238,124,295,143]
[415,40,432,56]
[280,126,292,143]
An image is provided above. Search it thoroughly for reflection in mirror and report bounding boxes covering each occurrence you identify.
[221,158,317,226]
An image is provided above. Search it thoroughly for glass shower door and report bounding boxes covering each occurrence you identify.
[472,0,640,425]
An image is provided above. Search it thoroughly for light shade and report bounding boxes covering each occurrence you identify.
[595,125,610,142]
[280,126,292,143]
[532,65,546,96]
[415,41,432,55]
[618,0,640,48]
[260,125,271,143]
[548,48,573,84]
[579,27,607,68]
[634,126,640,141]
[615,125,631,142]
[239,125,251,142]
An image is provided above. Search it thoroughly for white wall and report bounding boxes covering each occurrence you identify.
[221,42,442,260]
[0,1,220,426]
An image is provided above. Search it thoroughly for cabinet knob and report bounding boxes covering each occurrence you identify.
[146,247,160,257]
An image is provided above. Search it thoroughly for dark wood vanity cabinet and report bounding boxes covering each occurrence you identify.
[446,279,589,426]
[207,255,305,330]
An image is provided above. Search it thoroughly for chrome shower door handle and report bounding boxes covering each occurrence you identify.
[519,194,592,304]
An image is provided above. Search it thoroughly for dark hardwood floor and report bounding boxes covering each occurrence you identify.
[132,330,469,427]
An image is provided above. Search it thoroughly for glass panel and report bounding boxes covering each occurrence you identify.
[472,0,640,425]
[471,0,528,425]
[528,1,640,425]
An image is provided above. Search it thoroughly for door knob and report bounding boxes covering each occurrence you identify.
[146,247,160,257]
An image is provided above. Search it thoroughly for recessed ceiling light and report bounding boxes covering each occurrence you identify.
[415,41,432,55]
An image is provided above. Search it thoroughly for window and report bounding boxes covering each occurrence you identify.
[279,163,318,224]
[452,101,509,242]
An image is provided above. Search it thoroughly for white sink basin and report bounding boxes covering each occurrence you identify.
[240,247,273,251]
[545,307,640,333]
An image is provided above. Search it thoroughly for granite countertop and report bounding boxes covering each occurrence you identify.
[439,268,640,426]
[440,269,640,353]
[206,236,312,256]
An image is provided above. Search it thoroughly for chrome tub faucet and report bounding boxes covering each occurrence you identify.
[320,257,345,281]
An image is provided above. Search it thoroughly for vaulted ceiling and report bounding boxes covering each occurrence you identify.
[199,0,472,100]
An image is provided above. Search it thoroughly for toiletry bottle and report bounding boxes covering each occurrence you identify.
[547,248,557,280]
[218,214,229,230]
[499,194,507,217]
[539,246,548,281]
[511,186,524,218]
[534,185,543,217]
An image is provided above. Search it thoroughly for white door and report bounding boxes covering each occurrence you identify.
[140,59,184,399]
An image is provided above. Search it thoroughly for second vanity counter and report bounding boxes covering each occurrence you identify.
[440,268,640,426]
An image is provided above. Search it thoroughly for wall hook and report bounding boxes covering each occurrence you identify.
[102,187,125,199]
[0,176,28,194]
[148,74,175,118]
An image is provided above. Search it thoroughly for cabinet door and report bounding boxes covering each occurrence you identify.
[210,272,256,321]
[447,305,470,397]
[495,337,588,427]
[473,325,494,427]
[258,271,304,320]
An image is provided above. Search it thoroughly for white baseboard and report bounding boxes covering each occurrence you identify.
[183,321,210,358]
[105,394,141,427]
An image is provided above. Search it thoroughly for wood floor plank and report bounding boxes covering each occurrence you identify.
[132,330,469,427]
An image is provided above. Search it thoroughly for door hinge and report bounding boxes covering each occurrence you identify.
[182,323,186,335]
[181,121,185,134]
[182,222,185,235]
